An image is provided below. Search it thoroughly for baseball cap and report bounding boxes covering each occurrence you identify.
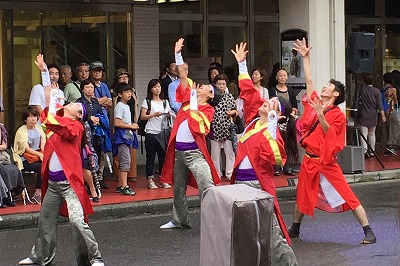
[90,61,104,70]
[114,68,130,79]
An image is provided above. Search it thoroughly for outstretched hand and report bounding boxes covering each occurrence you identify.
[175,38,184,54]
[308,97,327,116]
[231,42,249,63]
[35,54,47,72]
[293,38,312,58]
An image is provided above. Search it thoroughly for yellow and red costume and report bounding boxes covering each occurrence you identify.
[296,91,360,217]
[230,73,290,243]
[161,82,220,187]
[42,110,93,223]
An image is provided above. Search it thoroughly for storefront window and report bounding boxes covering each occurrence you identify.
[253,22,280,75]
[208,0,244,15]
[12,10,128,127]
[386,0,400,17]
[254,0,279,15]
[345,0,375,16]
[158,1,201,14]
[208,25,245,68]
[159,20,202,65]
[384,24,400,72]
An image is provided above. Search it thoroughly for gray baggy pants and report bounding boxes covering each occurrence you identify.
[172,149,215,228]
[30,180,102,266]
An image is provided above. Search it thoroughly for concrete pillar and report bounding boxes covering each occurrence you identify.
[131,5,160,165]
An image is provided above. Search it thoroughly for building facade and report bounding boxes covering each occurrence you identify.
[0,0,399,149]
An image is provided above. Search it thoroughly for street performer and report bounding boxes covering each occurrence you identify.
[19,55,104,266]
[160,38,220,229]
[288,38,376,244]
[230,42,297,265]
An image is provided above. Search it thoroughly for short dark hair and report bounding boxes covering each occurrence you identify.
[165,60,175,69]
[363,73,374,86]
[330,79,346,106]
[383,72,393,84]
[22,106,40,123]
[117,83,133,95]
[213,74,229,84]
[80,78,96,91]
[75,62,90,72]
[47,64,59,72]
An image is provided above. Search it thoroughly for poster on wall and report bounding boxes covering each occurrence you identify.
[281,29,307,89]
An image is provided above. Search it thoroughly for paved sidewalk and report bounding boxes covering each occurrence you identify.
[1,169,399,231]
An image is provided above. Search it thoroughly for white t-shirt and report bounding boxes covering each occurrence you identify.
[141,99,171,135]
[29,84,65,109]
[176,120,195,143]
[114,101,132,124]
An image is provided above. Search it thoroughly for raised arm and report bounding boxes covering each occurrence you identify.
[231,42,264,124]
[34,54,51,87]
[174,38,188,89]
[293,38,313,98]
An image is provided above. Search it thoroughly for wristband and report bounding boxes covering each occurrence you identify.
[189,89,198,111]
[41,70,51,87]
[268,110,278,139]
[238,61,248,74]
[175,52,184,66]
[48,89,58,114]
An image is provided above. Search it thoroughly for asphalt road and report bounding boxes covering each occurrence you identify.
[1,179,399,266]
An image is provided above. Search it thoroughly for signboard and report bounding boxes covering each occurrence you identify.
[281,29,307,88]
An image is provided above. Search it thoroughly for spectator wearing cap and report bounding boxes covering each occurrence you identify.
[64,62,90,103]
[110,68,139,182]
[90,61,112,110]
[90,61,112,188]
[160,61,178,102]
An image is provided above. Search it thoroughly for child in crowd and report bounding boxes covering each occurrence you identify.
[113,83,139,196]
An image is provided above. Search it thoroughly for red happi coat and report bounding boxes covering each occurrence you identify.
[41,111,94,223]
[230,73,291,244]
[161,82,220,188]
[297,91,360,217]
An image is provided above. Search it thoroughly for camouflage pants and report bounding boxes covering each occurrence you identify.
[31,180,102,266]
[236,180,298,266]
[172,149,215,228]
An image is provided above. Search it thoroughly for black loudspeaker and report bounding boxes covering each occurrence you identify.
[346,32,375,73]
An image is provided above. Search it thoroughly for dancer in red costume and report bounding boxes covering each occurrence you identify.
[160,38,220,229]
[19,55,104,266]
[230,43,297,265]
[288,38,376,244]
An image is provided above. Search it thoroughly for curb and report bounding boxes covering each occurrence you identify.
[1,170,399,231]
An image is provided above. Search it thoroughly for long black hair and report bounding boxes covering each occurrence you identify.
[146,79,163,100]
[277,96,299,163]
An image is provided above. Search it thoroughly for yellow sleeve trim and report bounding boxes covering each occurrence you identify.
[45,112,61,126]
[262,130,282,165]
[238,73,250,81]
[190,111,206,134]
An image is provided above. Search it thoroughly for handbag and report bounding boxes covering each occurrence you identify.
[22,151,42,164]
